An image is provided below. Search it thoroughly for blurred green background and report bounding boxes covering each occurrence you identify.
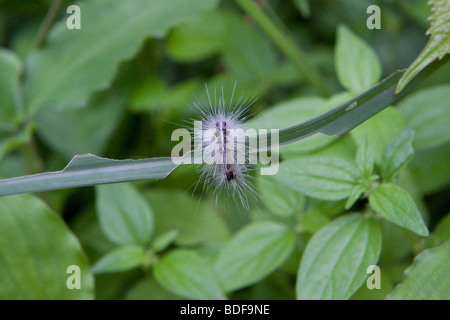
[0,0,449,300]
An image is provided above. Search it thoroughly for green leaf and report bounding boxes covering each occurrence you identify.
[214,221,296,292]
[96,183,154,246]
[0,154,179,197]
[335,25,382,93]
[369,183,429,236]
[350,107,405,163]
[166,10,225,62]
[275,157,358,201]
[398,84,450,150]
[154,249,226,300]
[35,89,127,159]
[24,0,220,113]
[0,49,23,129]
[145,190,229,246]
[396,0,450,93]
[151,229,178,253]
[387,240,450,299]
[258,174,305,217]
[345,185,365,210]
[296,214,381,300]
[380,130,415,181]
[0,194,94,299]
[92,245,147,274]
[355,134,374,176]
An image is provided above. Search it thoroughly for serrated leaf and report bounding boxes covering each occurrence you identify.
[387,240,450,299]
[398,84,450,150]
[0,194,94,299]
[335,25,382,93]
[214,221,296,292]
[396,0,450,93]
[154,249,226,300]
[369,183,429,236]
[380,130,415,181]
[92,245,147,274]
[275,157,358,201]
[24,0,219,113]
[296,214,381,300]
[96,183,154,246]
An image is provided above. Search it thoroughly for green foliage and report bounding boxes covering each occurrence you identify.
[369,184,429,237]
[296,214,381,300]
[214,222,296,292]
[396,0,450,92]
[335,25,382,93]
[154,249,226,300]
[0,0,449,301]
[0,194,94,299]
[387,240,450,299]
[96,183,154,246]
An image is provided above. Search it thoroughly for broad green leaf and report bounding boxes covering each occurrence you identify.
[151,229,178,253]
[296,214,381,300]
[0,49,23,129]
[275,157,358,201]
[92,245,147,274]
[0,154,179,197]
[0,194,94,299]
[369,183,429,236]
[380,130,415,181]
[96,183,154,246]
[214,221,296,292]
[24,0,220,113]
[396,0,450,93]
[154,249,226,300]
[350,107,405,163]
[387,240,450,300]
[258,174,305,217]
[398,84,450,150]
[145,190,229,246]
[335,25,382,93]
[35,89,127,159]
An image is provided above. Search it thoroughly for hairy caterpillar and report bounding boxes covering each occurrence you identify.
[190,83,259,208]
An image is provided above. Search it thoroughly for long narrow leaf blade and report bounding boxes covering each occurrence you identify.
[0,154,178,197]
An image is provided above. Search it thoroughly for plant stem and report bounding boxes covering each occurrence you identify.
[33,0,64,48]
[235,0,331,97]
